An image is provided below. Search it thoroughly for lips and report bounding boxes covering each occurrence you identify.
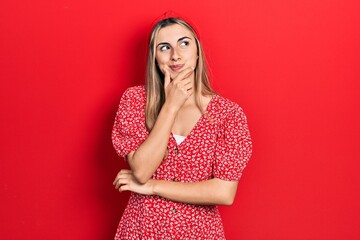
[169,64,184,72]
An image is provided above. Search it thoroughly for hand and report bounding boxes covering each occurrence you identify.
[113,169,154,195]
[163,66,194,112]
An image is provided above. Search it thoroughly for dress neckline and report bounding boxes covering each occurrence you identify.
[171,94,217,147]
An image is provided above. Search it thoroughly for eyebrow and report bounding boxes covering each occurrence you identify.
[156,36,192,47]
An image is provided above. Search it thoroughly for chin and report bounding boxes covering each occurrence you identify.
[170,72,180,80]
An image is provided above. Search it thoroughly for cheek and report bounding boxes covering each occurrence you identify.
[187,48,198,63]
[155,53,169,65]
[187,54,198,66]
[156,61,167,74]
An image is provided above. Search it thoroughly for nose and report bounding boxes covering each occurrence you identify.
[171,48,181,62]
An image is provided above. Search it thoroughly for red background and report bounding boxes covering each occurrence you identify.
[1,0,360,239]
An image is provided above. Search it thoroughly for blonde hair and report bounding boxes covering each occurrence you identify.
[145,17,215,131]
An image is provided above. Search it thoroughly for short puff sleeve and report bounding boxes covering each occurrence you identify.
[213,105,252,181]
[111,86,148,159]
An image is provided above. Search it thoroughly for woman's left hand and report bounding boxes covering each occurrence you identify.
[113,169,154,195]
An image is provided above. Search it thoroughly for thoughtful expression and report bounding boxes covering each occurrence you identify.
[155,24,198,79]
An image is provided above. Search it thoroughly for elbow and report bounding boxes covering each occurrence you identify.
[129,152,157,184]
[211,178,238,206]
[221,195,235,206]
[218,191,236,206]
[133,170,151,185]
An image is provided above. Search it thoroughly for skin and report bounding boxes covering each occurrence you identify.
[113,24,239,205]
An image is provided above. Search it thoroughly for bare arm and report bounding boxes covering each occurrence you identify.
[113,170,238,206]
[127,104,176,184]
[150,178,238,205]
[128,67,194,184]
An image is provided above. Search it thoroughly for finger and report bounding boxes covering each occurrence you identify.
[172,67,194,82]
[115,176,130,189]
[119,185,129,192]
[113,176,120,185]
[113,177,121,187]
[113,170,132,185]
[176,81,192,94]
[120,169,132,174]
[163,68,171,89]
[182,80,193,89]
[115,178,128,189]
[186,87,194,95]
[115,169,132,179]
[114,180,120,189]
[173,78,192,91]
[187,90,193,98]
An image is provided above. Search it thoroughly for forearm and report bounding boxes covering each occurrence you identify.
[130,103,177,183]
[149,178,238,206]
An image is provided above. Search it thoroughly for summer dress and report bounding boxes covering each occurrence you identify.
[112,86,252,239]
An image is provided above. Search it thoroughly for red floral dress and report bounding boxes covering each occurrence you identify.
[112,86,252,239]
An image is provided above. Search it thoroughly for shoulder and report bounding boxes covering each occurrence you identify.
[210,94,245,119]
[121,85,146,101]
[116,85,146,114]
[209,95,251,139]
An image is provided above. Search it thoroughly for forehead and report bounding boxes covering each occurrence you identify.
[156,24,193,44]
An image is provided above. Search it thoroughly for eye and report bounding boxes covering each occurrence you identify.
[159,45,170,51]
[179,41,189,48]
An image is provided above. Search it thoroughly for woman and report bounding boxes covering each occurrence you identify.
[112,16,252,239]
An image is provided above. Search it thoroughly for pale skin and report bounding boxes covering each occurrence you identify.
[113,24,238,205]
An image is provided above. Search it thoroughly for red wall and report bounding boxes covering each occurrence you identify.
[1,0,360,239]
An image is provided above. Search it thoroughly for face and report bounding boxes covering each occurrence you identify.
[155,24,198,80]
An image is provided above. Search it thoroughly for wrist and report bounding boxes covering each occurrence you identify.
[148,179,157,195]
[162,102,179,114]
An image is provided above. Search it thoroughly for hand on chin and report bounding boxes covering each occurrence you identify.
[170,71,180,81]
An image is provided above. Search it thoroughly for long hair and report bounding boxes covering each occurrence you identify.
[145,17,215,131]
